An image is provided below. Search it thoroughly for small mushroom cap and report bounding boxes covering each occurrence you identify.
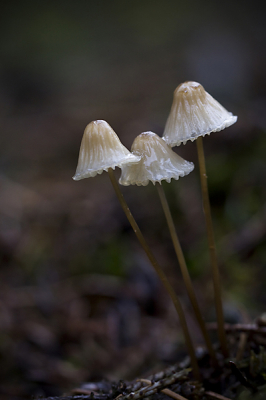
[119,132,194,186]
[163,81,238,147]
[73,120,141,180]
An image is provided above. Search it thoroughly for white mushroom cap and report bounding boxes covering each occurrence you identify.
[163,81,238,147]
[119,132,194,186]
[73,120,141,180]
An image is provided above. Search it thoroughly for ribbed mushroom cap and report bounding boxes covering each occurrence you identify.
[163,81,238,147]
[73,120,141,180]
[119,132,194,186]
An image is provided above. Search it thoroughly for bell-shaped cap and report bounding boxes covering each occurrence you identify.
[163,81,238,147]
[73,120,141,180]
[119,132,194,186]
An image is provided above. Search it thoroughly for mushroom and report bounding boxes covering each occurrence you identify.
[120,132,217,365]
[163,81,237,146]
[73,121,200,378]
[163,81,238,357]
[73,120,141,180]
[119,131,194,186]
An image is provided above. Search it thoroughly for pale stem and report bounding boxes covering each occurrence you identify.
[108,168,200,379]
[196,136,228,358]
[156,182,217,365]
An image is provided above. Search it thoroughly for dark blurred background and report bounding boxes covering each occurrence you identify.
[0,1,266,398]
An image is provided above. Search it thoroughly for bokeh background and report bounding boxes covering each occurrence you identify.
[1,1,266,399]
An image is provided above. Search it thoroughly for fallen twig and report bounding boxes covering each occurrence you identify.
[116,369,191,400]
[207,323,266,335]
[205,391,232,400]
[138,379,189,400]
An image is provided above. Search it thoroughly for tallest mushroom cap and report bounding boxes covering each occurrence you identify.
[73,120,141,180]
[163,81,238,147]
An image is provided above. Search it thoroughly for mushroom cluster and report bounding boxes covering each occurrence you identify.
[72,81,237,374]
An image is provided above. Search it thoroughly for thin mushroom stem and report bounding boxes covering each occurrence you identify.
[156,183,217,365]
[196,136,228,358]
[108,168,200,380]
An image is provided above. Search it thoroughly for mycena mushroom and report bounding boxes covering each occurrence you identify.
[73,121,200,378]
[120,132,217,365]
[163,81,237,147]
[73,120,140,180]
[119,131,194,186]
[163,81,238,357]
